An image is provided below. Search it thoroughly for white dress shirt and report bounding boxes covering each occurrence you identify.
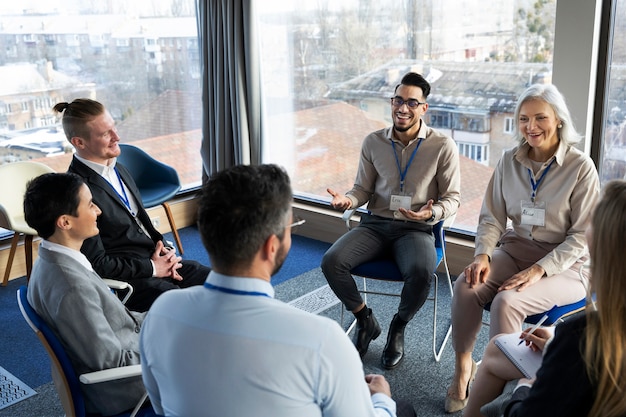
[140,271,396,417]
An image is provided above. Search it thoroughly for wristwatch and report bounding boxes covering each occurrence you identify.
[427,210,436,222]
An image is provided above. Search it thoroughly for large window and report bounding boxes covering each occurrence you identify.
[0,0,614,241]
[600,0,626,185]
[257,0,557,233]
[0,1,202,189]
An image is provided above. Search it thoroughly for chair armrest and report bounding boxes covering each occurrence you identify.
[102,279,129,290]
[342,208,357,230]
[79,364,142,384]
[102,279,134,305]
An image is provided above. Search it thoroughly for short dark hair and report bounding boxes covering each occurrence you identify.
[24,173,85,239]
[197,164,292,271]
[395,72,431,98]
[52,98,106,142]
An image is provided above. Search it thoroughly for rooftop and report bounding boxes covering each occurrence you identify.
[327,59,553,114]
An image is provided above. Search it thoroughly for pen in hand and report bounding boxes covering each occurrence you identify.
[518,313,549,345]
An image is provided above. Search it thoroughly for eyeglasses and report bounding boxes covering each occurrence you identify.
[390,96,426,108]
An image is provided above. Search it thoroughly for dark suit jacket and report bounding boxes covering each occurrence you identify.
[69,156,164,280]
[68,156,210,311]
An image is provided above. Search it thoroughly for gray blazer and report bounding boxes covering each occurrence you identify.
[27,246,147,416]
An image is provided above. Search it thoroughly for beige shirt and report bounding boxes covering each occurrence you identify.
[475,141,600,276]
[346,124,461,223]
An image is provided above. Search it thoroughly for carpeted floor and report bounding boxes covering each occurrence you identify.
[0,227,492,416]
[275,267,492,416]
[0,276,64,417]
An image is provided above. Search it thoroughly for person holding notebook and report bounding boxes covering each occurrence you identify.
[461,326,553,417]
[502,180,626,416]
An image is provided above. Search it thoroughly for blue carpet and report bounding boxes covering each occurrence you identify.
[167,226,331,286]
[0,276,51,389]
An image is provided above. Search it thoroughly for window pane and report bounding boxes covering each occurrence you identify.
[257,0,556,234]
[600,0,626,185]
[0,2,202,191]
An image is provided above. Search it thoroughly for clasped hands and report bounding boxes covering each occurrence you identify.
[151,240,183,280]
[464,255,545,292]
[326,188,434,221]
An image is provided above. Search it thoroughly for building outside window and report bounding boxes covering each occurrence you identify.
[0,0,202,190]
[256,0,558,233]
[504,117,514,134]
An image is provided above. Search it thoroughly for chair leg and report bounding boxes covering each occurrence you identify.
[2,233,19,286]
[162,202,184,255]
[433,270,454,362]
[129,392,149,417]
[25,234,34,282]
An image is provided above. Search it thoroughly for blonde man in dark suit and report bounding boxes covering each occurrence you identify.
[55,99,210,311]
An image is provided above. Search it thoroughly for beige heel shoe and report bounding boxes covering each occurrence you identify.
[444,360,477,413]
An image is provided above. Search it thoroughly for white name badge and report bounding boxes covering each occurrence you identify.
[521,200,546,226]
[390,194,412,211]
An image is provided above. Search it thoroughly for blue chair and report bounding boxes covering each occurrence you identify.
[484,298,587,327]
[341,210,454,362]
[116,143,184,254]
[17,285,158,417]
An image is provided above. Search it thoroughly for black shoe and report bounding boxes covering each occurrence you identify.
[382,314,406,369]
[353,309,381,357]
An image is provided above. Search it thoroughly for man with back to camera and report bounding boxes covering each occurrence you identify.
[322,72,461,369]
[140,163,415,417]
[24,172,147,416]
[53,98,210,312]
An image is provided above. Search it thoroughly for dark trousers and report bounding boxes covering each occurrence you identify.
[321,214,437,322]
[124,260,210,312]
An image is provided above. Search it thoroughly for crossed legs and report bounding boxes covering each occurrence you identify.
[462,336,524,417]
[447,240,587,413]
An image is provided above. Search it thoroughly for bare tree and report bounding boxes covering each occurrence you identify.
[507,0,555,62]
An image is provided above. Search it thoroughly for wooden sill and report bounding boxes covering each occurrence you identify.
[1,196,475,283]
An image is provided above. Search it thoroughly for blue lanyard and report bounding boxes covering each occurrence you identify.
[112,168,132,211]
[204,282,270,298]
[527,158,555,202]
[391,138,422,192]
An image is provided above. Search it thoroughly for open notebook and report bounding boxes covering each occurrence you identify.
[494,333,543,379]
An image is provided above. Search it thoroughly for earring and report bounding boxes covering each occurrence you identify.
[558,123,563,128]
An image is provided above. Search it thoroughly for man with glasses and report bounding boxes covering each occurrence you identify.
[323,72,461,369]
[140,164,409,417]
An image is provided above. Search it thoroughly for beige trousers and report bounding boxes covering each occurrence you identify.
[451,231,588,353]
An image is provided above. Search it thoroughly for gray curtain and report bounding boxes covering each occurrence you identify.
[196,0,262,177]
